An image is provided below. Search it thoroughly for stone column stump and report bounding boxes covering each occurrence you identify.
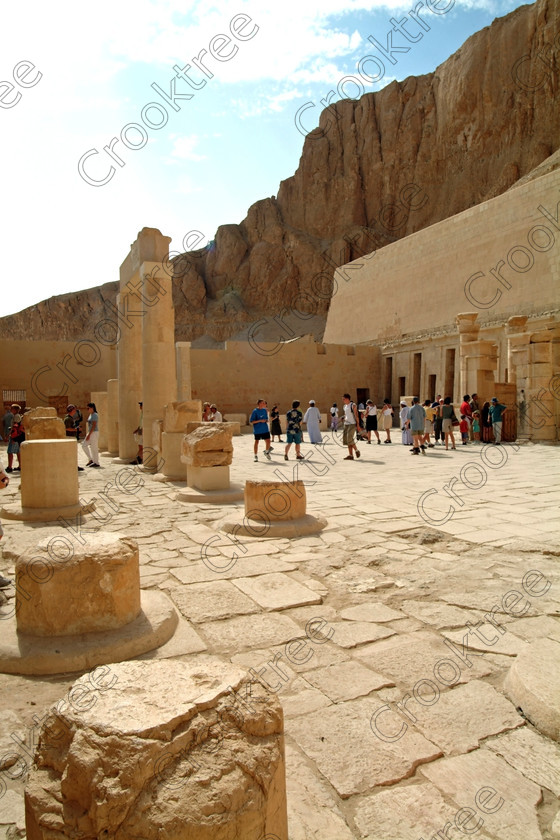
[25,659,288,840]
[0,439,95,522]
[223,479,327,538]
[0,534,178,675]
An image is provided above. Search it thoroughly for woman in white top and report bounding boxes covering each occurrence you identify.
[382,399,393,443]
[364,400,381,444]
[330,403,339,432]
[304,401,323,444]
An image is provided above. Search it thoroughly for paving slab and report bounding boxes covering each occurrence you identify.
[171,553,297,583]
[355,631,494,690]
[507,614,560,643]
[198,611,305,654]
[339,602,405,622]
[304,660,395,702]
[231,572,322,611]
[327,621,396,648]
[420,749,543,840]
[400,599,483,628]
[353,781,495,840]
[289,695,442,797]
[504,638,560,740]
[483,726,560,796]
[285,742,355,840]
[442,624,530,657]
[167,580,260,623]
[411,680,524,754]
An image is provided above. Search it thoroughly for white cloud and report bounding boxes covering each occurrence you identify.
[168,135,206,161]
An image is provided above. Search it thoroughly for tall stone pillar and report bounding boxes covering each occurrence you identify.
[456,313,497,404]
[506,316,529,385]
[456,313,480,398]
[115,228,171,463]
[176,341,192,400]
[90,391,108,452]
[106,379,119,456]
[142,263,177,470]
[525,327,559,441]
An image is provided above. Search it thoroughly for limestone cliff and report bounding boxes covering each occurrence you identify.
[1,0,558,343]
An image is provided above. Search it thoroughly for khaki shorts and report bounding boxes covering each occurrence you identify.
[343,424,356,446]
[383,415,393,430]
[442,418,453,433]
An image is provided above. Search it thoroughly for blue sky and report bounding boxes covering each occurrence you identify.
[1,0,528,318]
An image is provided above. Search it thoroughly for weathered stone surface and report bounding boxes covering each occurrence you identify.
[400,599,481,628]
[442,624,530,657]
[420,750,543,840]
[16,533,141,636]
[25,417,66,440]
[245,480,306,522]
[484,727,560,797]
[353,781,494,840]
[164,400,202,431]
[507,614,560,643]
[288,696,442,797]
[168,580,259,623]
[339,602,405,623]
[410,680,524,755]
[304,660,394,702]
[0,709,26,770]
[21,407,56,429]
[0,790,26,837]
[182,424,233,467]
[327,621,395,649]
[231,573,322,611]
[285,743,355,840]
[504,638,560,740]
[356,631,494,689]
[198,612,304,654]
[25,659,288,840]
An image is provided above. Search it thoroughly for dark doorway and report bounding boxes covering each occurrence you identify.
[445,349,456,399]
[384,356,393,402]
[356,388,370,407]
[413,353,421,396]
[428,374,437,401]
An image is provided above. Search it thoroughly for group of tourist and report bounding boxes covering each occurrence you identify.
[248,393,508,461]
[63,402,101,468]
[249,399,323,461]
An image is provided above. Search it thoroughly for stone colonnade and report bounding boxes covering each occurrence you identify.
[103,228,192,466]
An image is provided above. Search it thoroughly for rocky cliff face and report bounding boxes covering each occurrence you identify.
[1,0,558,343]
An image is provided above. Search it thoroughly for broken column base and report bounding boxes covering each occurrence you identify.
[25,659,288,840]
[222,512,327,538]
[0,500,95,522]
[176,466,243,504]
[222,478,327,537]
[0,590,178,675]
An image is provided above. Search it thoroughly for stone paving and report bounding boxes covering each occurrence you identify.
[0,434,559,839]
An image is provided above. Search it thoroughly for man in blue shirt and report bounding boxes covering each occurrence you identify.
[489,398,507,444]
[249,399,272,462]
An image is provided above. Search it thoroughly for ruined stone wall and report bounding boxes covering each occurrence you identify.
[0,339,117,412]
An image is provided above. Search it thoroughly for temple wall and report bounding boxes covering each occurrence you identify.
[0,337,381,418]
[324,170,559,345]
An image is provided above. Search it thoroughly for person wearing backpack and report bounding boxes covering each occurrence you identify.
[342,393,361,460]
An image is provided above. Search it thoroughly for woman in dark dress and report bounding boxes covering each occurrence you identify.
[481,401,493,442]
[270,404,283,442]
